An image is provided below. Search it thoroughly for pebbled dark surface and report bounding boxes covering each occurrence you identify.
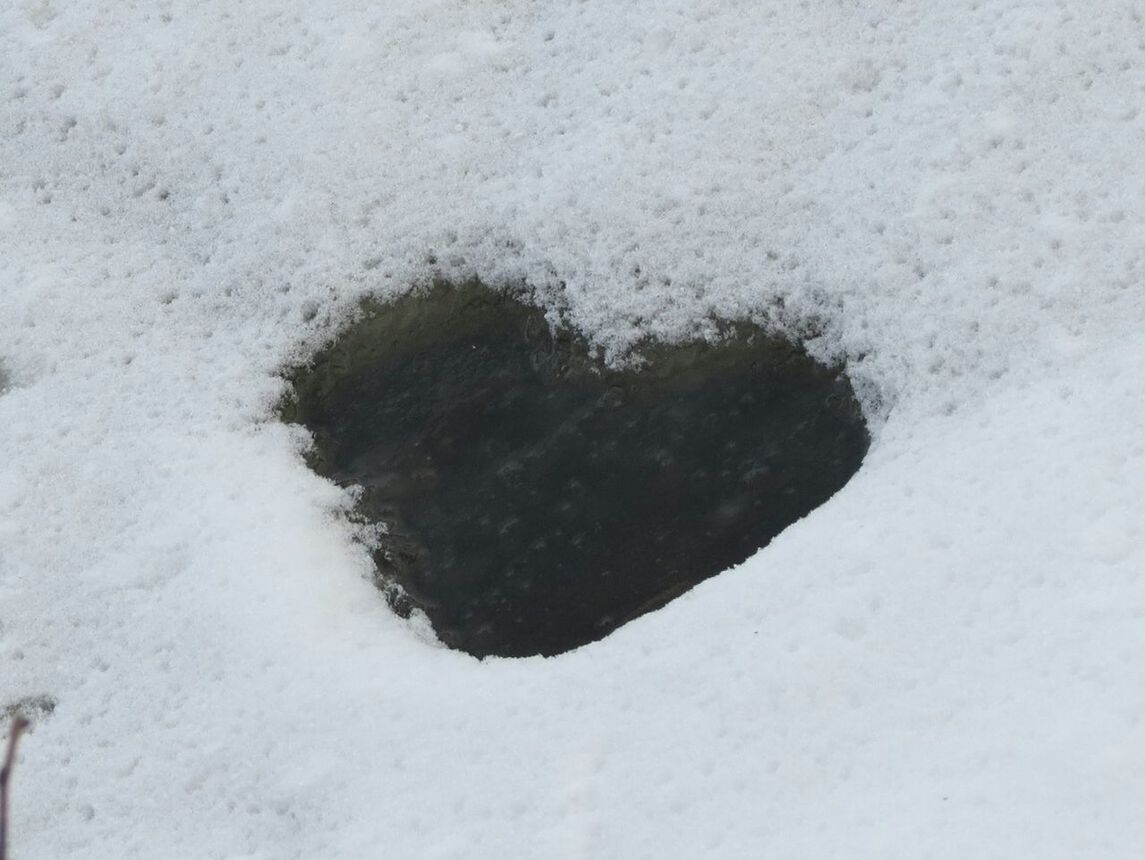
[285,285,869,658]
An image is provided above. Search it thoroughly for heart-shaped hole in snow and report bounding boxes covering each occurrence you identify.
[282,282,869,658]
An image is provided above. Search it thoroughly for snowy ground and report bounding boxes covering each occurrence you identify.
[3,1,1145,857]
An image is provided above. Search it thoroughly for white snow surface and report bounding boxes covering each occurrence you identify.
[3,0,1145,856]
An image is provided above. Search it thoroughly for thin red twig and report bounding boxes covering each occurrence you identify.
[0,717,29,860]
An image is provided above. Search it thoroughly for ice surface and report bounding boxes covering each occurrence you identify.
[285,284,869,658]
[3,0,1145,857]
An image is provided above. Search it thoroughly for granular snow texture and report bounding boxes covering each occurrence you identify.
[2,1,1145,857]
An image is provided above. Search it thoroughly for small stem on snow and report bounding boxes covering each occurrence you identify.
[0,716,29,860]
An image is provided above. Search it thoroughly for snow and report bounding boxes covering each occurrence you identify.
[3,0,1145,856]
